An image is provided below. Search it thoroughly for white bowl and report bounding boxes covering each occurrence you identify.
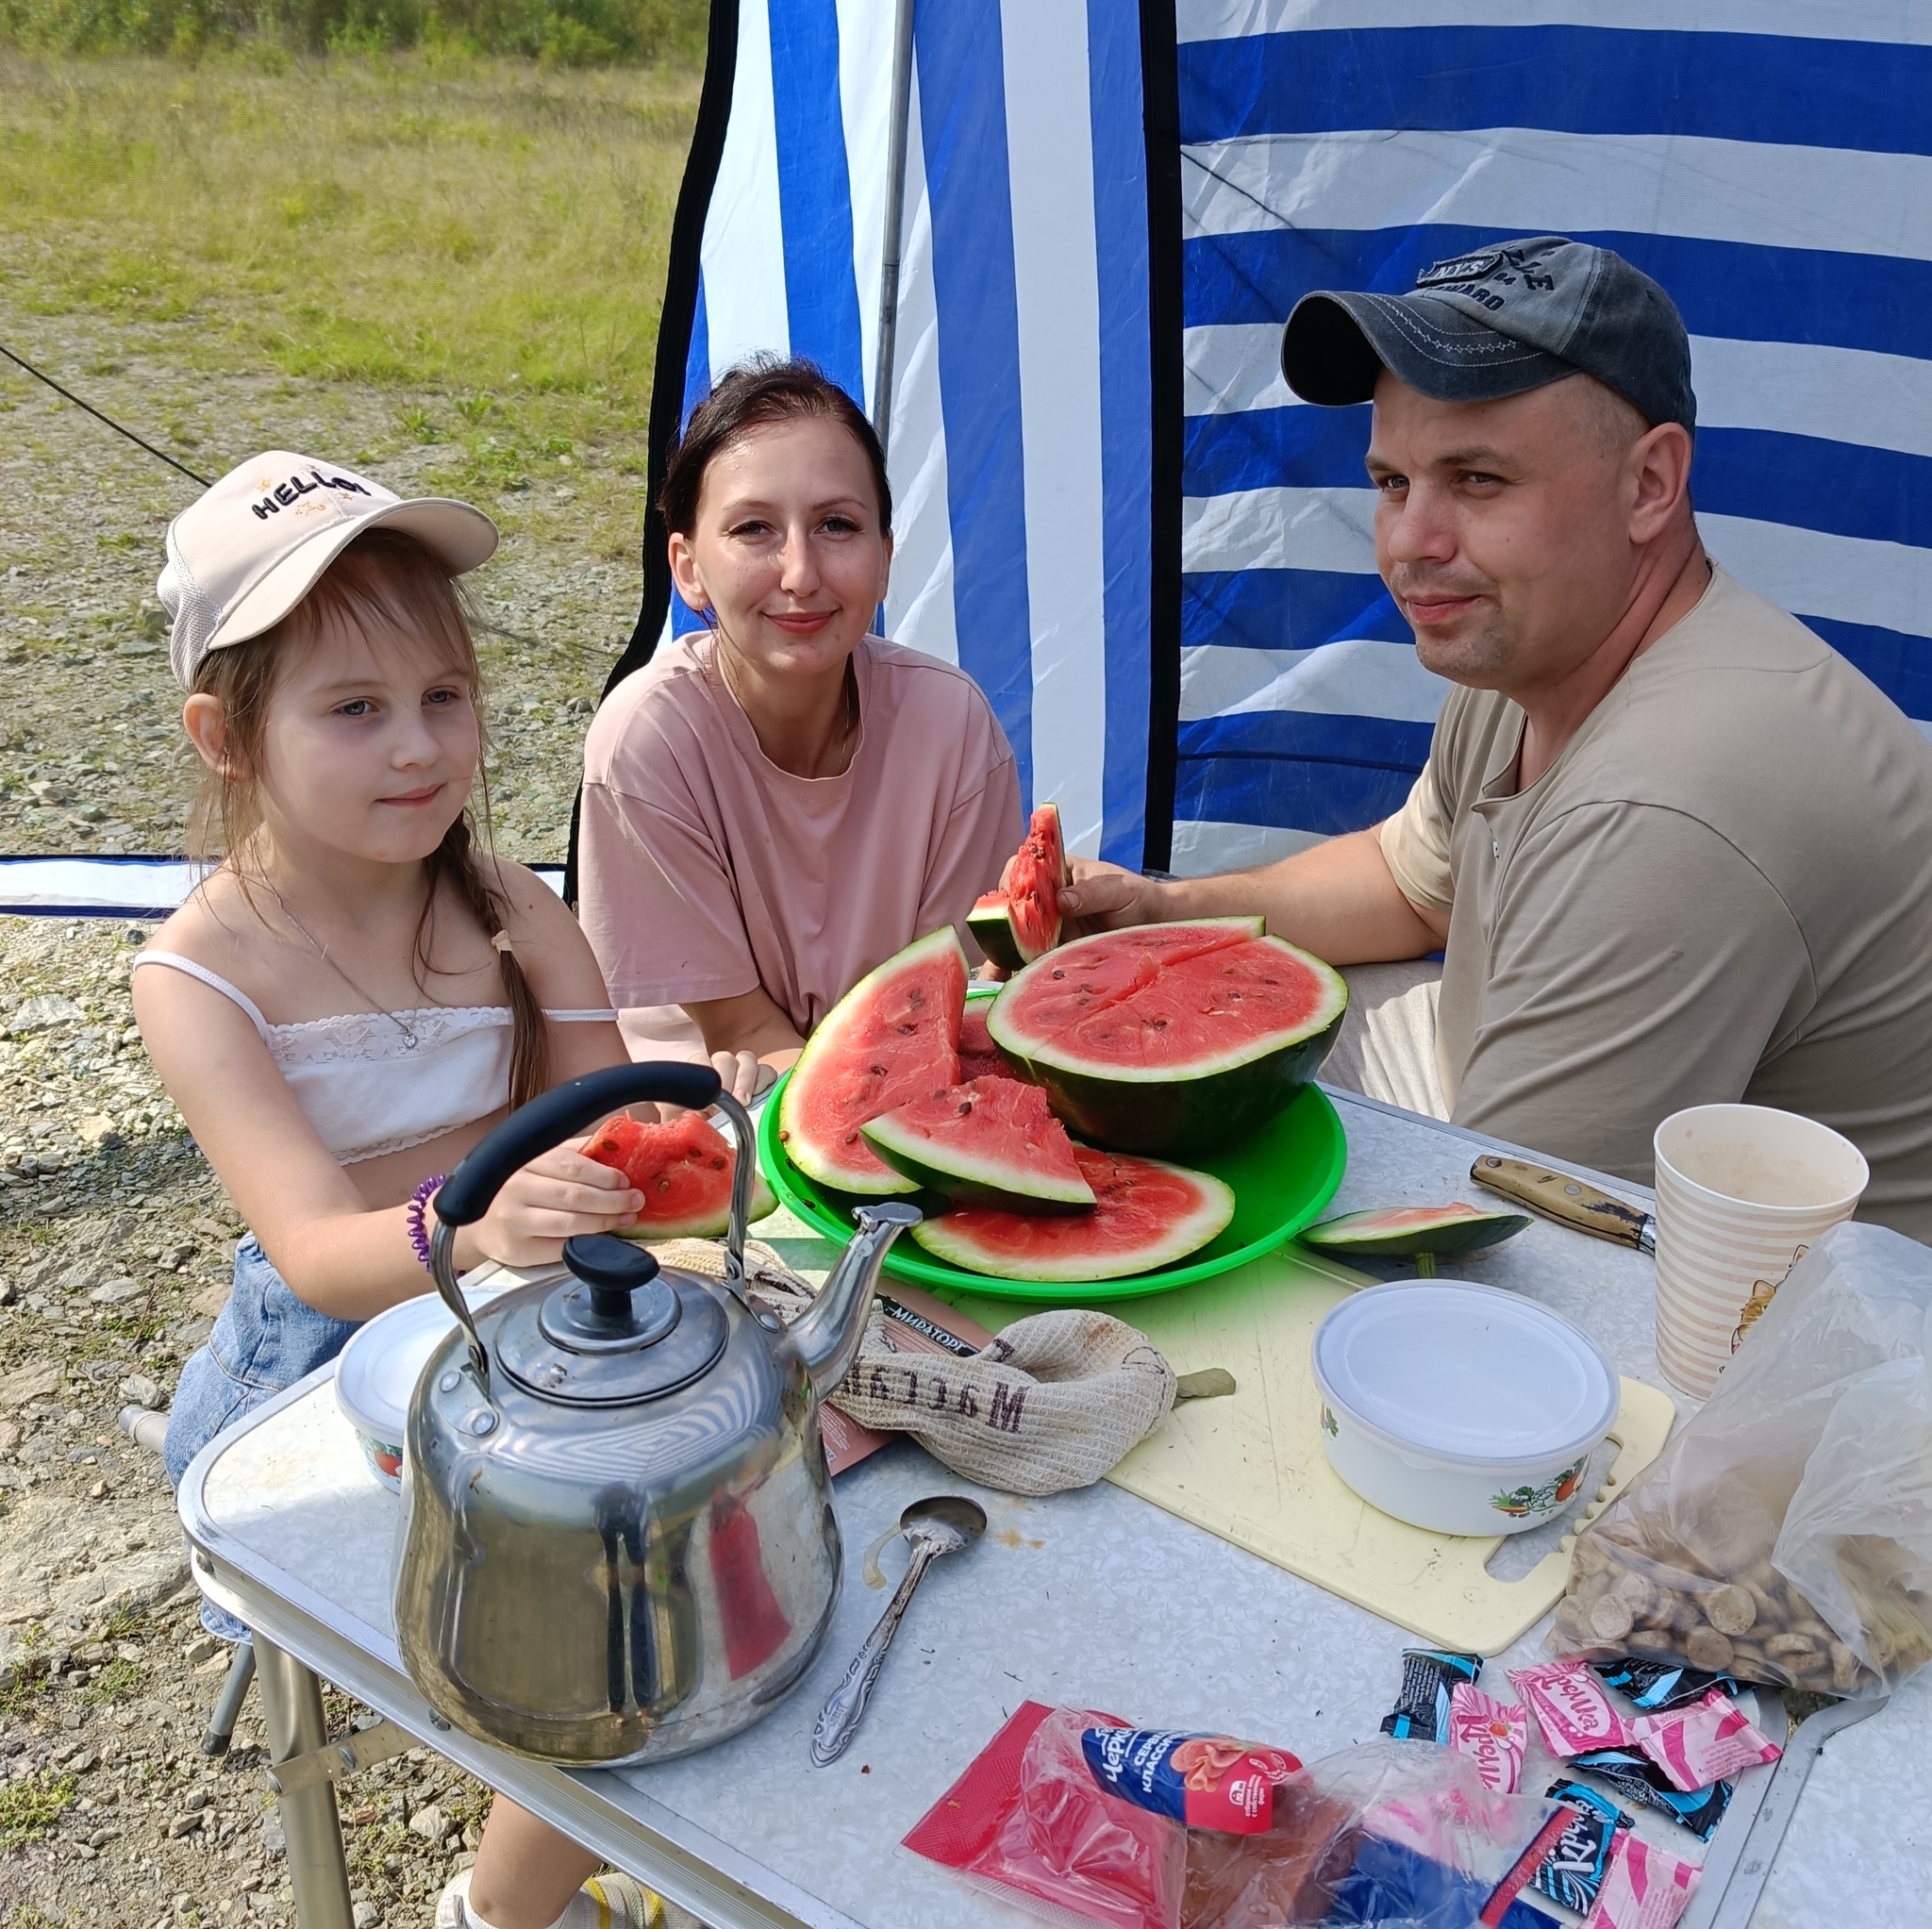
[334,1285,505,1493]
[1311,1282,1619,1537]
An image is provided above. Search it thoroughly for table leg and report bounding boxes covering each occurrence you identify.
[255,1634,356,1929]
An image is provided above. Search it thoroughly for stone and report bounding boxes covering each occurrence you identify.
[76,1115,124,1150]
[10,995,83,1034]
[406,1802,447,1843]
[183,1635,222,1665]
[90,1280,143,1305]
[0,1360,62,1409]
[352,1905,379,1929]
[190,1283,230,1319]
[168,1814,203,1838]
[121,1375,162,1409]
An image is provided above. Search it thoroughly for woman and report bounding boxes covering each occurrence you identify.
[579,358,1022,1084]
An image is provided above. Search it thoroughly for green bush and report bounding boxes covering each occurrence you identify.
[0,0,708,61]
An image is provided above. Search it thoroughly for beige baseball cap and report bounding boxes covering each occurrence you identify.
[157,451,499,689]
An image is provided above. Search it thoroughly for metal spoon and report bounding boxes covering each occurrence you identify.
[810,1495,986,1766]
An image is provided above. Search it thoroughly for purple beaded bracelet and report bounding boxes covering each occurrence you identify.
[407,1173,449,1273]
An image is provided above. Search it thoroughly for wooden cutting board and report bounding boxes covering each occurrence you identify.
[954,1244,1675,1655]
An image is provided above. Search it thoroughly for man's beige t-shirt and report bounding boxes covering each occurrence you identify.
[578,633,1023,1041]
[1379,565,1932,1241]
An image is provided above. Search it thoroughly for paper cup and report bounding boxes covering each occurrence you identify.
[1652,1104,1868,1396]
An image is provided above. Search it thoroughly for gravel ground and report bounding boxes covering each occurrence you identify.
[0,917,712,1929]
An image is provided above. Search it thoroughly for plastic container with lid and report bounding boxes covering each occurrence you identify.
[1311,1281,1619,1536]
[334,1282,508,1493]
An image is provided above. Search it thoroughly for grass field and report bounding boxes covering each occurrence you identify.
[0,50,705,861]
[1,50,702,543]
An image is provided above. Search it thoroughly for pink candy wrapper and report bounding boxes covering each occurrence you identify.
[1507,1660,1632,1757]
[1629,1688,1782,1792]
[1446,1683,1526,1793]
[1584,1834,1702,1929]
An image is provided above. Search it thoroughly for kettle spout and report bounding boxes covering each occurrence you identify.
[790,1202,923,1391]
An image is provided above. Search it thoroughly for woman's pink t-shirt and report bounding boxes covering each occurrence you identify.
[578,632,1023,1041]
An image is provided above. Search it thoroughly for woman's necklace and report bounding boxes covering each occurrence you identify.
[258,875,423,1050]
[716,639,859,776]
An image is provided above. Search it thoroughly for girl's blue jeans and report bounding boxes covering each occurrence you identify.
[163,1235,359,1639]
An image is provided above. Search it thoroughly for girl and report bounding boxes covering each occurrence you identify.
[135,452,658,1929]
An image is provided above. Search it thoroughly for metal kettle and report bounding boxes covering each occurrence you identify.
[392,1062,920,1766]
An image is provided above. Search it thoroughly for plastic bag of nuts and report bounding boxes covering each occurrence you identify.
[1551,1222,1932,1698]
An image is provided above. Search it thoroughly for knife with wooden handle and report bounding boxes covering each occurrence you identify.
[1470,1154,1656,1255]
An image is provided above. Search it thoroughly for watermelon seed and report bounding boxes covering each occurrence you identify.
[871,1064,888,1076]
[1051,969,1065,979]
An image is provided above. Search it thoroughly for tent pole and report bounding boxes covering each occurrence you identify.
[872,0,917,466]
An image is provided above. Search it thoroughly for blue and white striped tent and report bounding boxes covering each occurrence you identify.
[608,0,1932,879]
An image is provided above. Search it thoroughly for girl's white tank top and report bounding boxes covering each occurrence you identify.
[132,951,615,1165]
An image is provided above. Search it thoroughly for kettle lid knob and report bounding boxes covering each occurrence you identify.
[541,1235,682,1352]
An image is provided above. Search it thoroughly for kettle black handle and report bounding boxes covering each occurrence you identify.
[435,1063,723,1224]
[428,1062,758,1394]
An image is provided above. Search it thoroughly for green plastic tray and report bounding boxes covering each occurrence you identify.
[756,1050,1347,1304]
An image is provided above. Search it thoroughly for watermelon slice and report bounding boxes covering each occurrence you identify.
[958,998,1017,1083]
[1300,1204,1532,1257]
[987,920,1347,1156]
[582,1109,776,1239]
[776,926,968,1194]
[967,891,1025,973]
[861,1077,1095,1213]
[1007,803,1069,963]
[910,1145,1235,1283]
[966,803,1072,970]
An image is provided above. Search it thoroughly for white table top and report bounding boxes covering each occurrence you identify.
[176,1089,1926,1929]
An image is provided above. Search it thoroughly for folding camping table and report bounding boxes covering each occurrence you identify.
[176,1091,1924,1929]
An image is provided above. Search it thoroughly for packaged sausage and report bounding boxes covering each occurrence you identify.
[904,1704,1562,1929]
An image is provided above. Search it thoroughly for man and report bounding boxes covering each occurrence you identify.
[1068,237,1932,1239]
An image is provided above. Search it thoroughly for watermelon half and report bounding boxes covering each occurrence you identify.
[1300,1203,1532,1258]
[910,1145,1235,1283]
[775,926,968,1194]
[582,1110,776,1239]
[967,892,1025,973]
[987,919,1347,1156]
[861,1077,1095,1213]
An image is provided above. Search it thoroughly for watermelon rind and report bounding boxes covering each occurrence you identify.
[909,1154,1235,1283]
[1301,1204,1532,1257]
[776,925,968,1195]
[614,1167,778,1241]
[987,922,1346,1156]
[859,1081,1095,1214]
[967,892,1026,973]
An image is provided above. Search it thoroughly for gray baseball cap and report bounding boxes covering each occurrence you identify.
[1280,236,1695,434]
